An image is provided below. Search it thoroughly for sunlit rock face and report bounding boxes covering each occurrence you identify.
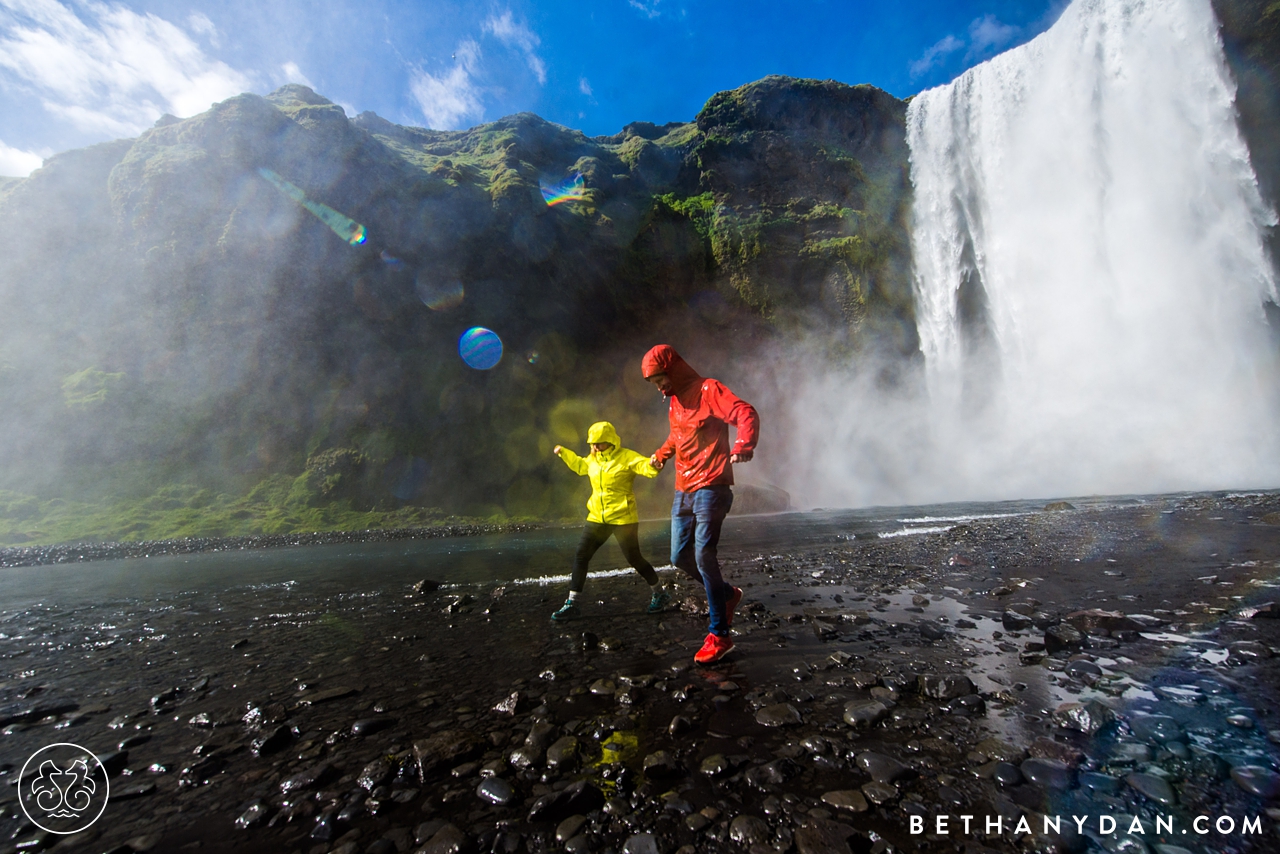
[0,78,911,526]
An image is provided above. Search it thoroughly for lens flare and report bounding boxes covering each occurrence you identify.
[415,275,465,311]
[539,172,586,207]
[257,167,368,245]
[526,350,540,364]
[459,327,503,370]
[380,250,405,269]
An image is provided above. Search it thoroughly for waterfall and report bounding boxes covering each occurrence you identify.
[905,0,1280,498]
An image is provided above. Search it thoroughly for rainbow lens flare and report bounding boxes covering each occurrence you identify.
[258,167,368,245]
[458,327,503,370]
[540,172,586,207]
[415,275,465,311]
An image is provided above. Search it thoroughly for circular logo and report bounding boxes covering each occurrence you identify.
[18,743,110,834]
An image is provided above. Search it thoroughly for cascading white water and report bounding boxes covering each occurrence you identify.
[905,0,1280,499]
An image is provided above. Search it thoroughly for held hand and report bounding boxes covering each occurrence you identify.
[650,455,664,470]
[730,450,753,464]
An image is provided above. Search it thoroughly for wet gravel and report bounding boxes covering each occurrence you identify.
[3,491,1280,853]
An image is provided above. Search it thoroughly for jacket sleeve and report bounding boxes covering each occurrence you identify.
[624,449,660,479]
[651,431,676,465]
[704,379,760,454]
[558,448,590,476]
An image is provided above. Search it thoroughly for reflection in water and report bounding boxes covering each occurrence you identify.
[257,167,368,245]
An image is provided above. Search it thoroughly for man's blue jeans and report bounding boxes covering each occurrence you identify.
[671,485,734,637]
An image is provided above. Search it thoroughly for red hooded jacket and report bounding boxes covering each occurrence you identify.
[641,345,760,493]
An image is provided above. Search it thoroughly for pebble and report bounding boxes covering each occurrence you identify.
[1126,772,1177,806]
[1020,758,1075,789]
[842,700,888,729]
[855,751,914,784]
[729,815,772,847]
[476,777,515,806]
[755,703,803,727]
[622,832,662,854]
[820,790,869,813]
[860,781,898,805]
[1229,765,1280,798]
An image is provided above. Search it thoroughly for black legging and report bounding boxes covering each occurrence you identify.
[571,522,659,593]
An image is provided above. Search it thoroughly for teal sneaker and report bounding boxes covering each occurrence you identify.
[647,588,671,614]
[551,599,578,622]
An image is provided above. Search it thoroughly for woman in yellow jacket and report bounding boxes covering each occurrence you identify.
[551,421,669,622]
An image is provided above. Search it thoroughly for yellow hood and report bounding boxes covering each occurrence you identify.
[586,421,622,447]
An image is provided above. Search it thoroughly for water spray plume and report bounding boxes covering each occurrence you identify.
[777,0,1280,508]
[257,167,368,245]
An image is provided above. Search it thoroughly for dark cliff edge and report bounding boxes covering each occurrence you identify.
[0,77,912,544]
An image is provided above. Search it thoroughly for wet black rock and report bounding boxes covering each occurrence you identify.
[1052,700,1115,734]
[546,735,579,770]
[414,729,484,778]
[351,717,395,736]
[918,619,947,641]
[280,762,336,794]
[251,724,294,756]
[1002,611,1034,631]
[1020,757,1076,790]
[919,674,975,700]
[411,579,442,596]
[1079,771,1121,795]
[527,780,605,823]
[745,758,799,790]
[418,823,473,854]
[1130,714,1183,743]
[820,789,869,813]
[729,815,771,846]
[794,816,863,854]
[1230,764,1280,798]
[855,751,915,784]
[755,703,803,726]
[493,691,524,715]
[621,833,662,854]
[1126,772,1176,805]
[1229,640,1273,662]
[992,762,1023,786]
[1044,623,1085,653]
[235,800,272,829]
[476,777,516,806]
[642,750,683,777]
[842,700,889,729]
[668,715,694,735]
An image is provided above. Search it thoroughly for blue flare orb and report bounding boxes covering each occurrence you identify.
[459,327,503,370]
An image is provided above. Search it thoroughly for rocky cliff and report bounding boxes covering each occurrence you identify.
[0,77,913,542]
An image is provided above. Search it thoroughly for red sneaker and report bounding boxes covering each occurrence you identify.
[725,586,743,627]
[694,632,734,664]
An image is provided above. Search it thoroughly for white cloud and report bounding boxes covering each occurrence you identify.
[409,39,483,130]
[482,9,545,85]
[0,138,43,176]
[0,0,252,137]
[909,14,1019,80]
[578,76,592,97]
[280,60,313,89]
[909,33,963,79]
[967,14,1018,59]
[628,0,662,19]
[186,10,217,47]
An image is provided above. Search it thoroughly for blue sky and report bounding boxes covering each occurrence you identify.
[0,0,1066,176]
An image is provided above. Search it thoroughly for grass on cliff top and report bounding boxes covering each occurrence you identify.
[0,482,542,548]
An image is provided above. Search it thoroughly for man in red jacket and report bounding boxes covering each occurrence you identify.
[642,344,760,664]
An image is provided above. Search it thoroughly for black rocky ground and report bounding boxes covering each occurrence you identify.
[4,492,1280,854]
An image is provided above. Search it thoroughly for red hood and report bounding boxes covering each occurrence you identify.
[641,345,703,397]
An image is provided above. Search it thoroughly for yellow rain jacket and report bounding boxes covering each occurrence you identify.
[558,422,660,524]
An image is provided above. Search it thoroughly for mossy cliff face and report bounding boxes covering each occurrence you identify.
[0,78,914,542]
